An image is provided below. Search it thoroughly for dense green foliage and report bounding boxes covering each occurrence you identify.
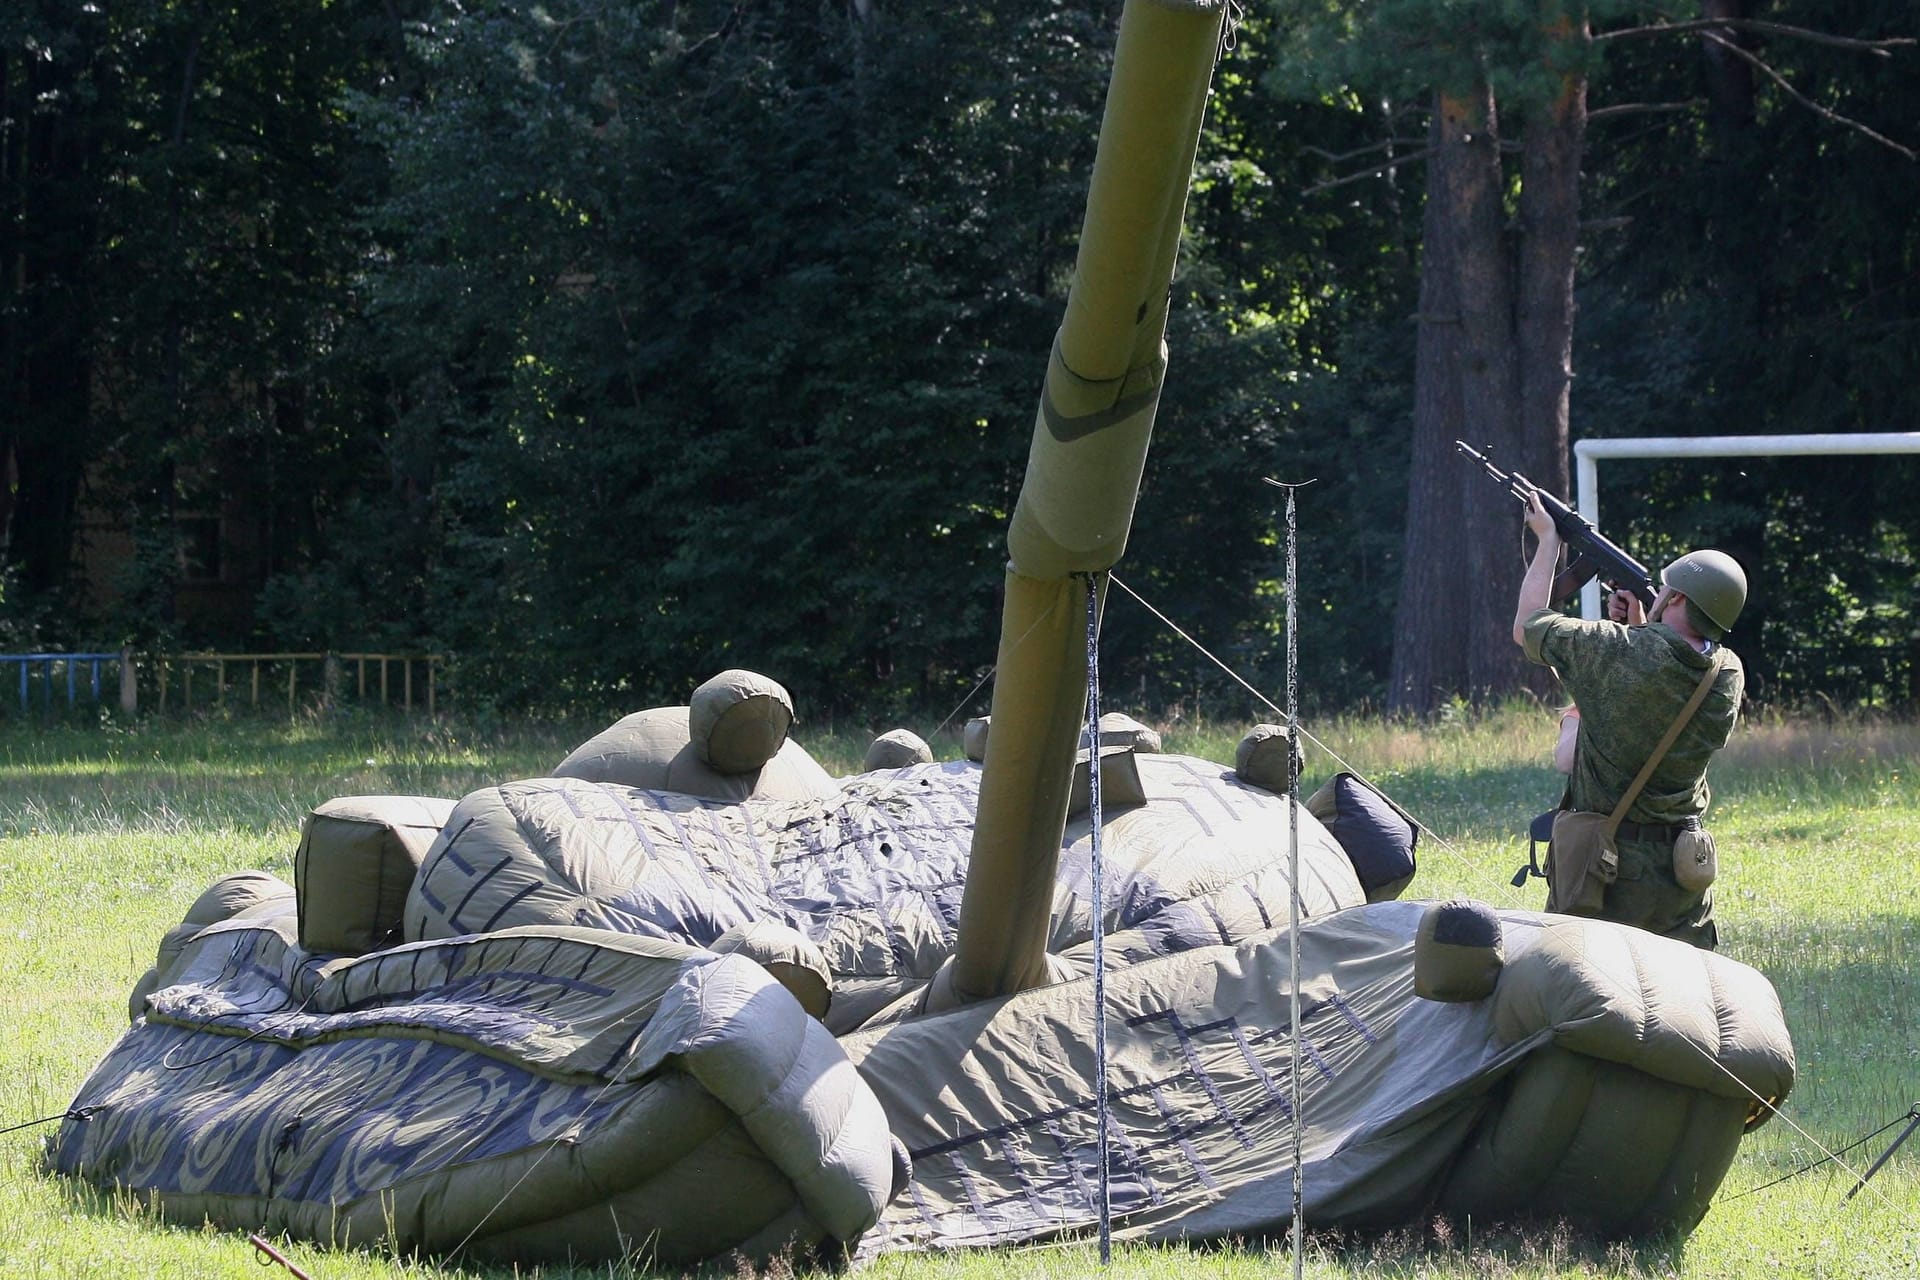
[1574,1,1920,709]
[2,1,1916,717]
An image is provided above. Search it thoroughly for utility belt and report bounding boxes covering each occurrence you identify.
[1611,816,1703,845]
[1517,810,1718,913]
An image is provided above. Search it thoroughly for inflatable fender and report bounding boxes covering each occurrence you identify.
[65,929,898,1267]
[128,871,295,1021]
[1439,919,1797,1234]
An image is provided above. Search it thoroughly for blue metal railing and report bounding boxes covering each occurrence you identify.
[2,652,121,715]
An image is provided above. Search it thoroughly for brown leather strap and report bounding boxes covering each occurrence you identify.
[1605,650,1725,835]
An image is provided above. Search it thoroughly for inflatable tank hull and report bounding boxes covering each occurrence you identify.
[53,755,1794,1265]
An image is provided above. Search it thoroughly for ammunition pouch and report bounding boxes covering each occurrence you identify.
[1545,810,1619,916]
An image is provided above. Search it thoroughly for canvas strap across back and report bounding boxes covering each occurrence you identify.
[1601,650,1727,837]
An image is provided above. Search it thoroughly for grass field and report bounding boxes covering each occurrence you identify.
[0,706,1916,1278]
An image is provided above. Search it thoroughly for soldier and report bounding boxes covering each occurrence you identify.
[1511,492,1747,948]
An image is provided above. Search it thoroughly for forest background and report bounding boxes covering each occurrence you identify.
[3,0,1917,724]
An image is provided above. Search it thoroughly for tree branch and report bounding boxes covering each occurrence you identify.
[1304,134,1526,196]
[1597,18,1914,55]
[1302,146,1434,195]
[1699,29,1918,160]
[1587,99,1702,124]
[1303,138,1428,165]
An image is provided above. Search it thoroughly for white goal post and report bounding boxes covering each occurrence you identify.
[1573,432,1920,619]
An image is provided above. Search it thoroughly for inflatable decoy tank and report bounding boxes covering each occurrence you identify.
[52,675,1796,1265]
[52,0,1794,1266]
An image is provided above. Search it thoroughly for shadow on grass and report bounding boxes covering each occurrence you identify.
[36,1170,1698,1280]
[38,1163,755,1279]
[1354,760,1565,836]
[1164,1218,1692,1279]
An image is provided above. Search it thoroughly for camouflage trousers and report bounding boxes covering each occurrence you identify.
[1597,835,1717,950]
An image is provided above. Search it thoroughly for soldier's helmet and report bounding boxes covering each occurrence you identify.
[1662,550,1747,637]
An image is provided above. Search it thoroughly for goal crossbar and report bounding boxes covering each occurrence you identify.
[1573,432,1920,618]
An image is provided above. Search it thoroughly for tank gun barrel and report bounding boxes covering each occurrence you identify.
[942,0,1229,1008]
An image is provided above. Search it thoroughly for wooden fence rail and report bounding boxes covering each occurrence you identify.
[0,650,446,718]
[154,652,444,716]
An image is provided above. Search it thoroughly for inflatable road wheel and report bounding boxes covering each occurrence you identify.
[864,729,934,771]
[1415,899,1505,1002]
[691,670,795,773]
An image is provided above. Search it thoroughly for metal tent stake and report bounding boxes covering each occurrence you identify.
[1264,475,1313,1280]
[1844,1103,1920,1202]
[1083,571,1113,1265]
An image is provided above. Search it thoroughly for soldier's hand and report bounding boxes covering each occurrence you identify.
[1523,491,1557,544]
[1607,588,1646,625]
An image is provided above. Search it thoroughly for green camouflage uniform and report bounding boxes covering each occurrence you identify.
[1522,607,1745,948]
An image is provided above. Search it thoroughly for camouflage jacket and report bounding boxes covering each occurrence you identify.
[1522,608,1744,826]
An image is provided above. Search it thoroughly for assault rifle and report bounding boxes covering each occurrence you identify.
[1455,440,1658,610]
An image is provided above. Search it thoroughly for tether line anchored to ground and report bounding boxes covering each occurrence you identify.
[1715,1100,1920,1208]
[0,1107,98,1138]
[1105,573,1505,896]
[1679,1036,1918,1226]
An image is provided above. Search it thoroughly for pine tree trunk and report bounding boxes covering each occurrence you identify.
[1517,73,1583,498]
[1390,84,1524,710]
[1386,108,1473,713]
[1389,59,1588,711]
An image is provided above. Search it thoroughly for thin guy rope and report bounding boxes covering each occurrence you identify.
[1676,1035,1918,1224]
[1105,573,1502,892]
[0,1108,97,1138]
[1716,1105,1917,1204]
[933,600,1061,740]
[440,962,688,1261]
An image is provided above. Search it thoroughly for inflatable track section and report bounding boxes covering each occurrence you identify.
[56,919,898,1266]
[844,903,1793,1251]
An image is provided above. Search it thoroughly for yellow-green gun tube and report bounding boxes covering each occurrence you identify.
[942,0,1227,1007]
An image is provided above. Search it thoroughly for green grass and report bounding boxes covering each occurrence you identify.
[1,706,1917,1278]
